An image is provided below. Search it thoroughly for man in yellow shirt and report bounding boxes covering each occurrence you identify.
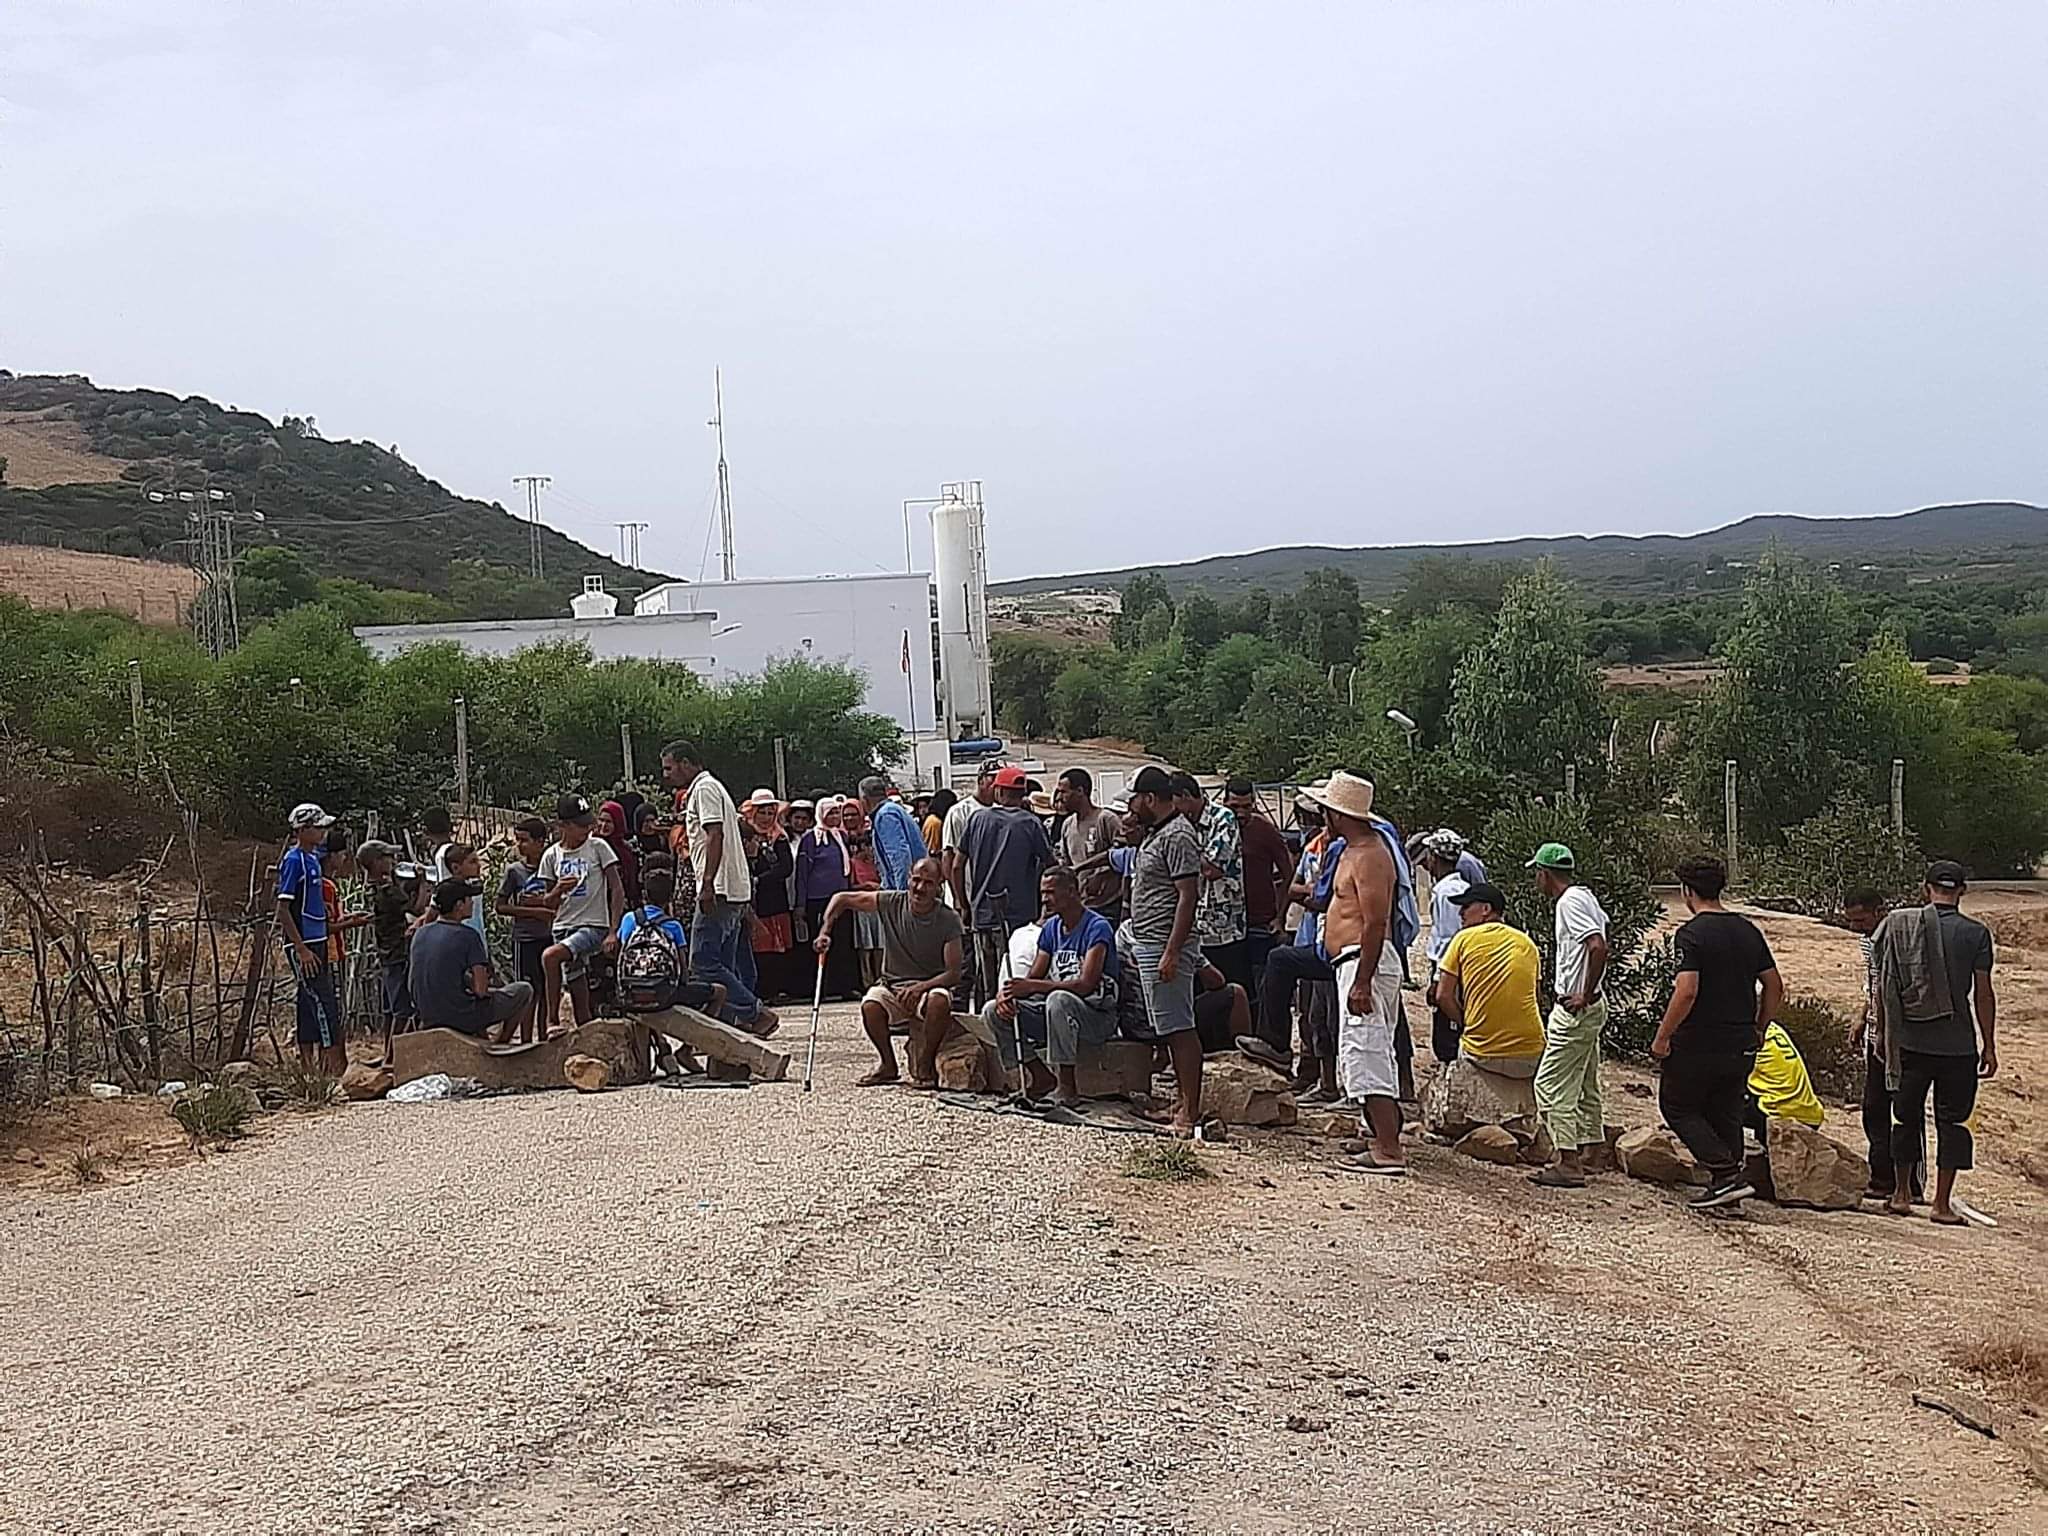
[1433,883,1546,1067]
[1746,1021,1826,1131]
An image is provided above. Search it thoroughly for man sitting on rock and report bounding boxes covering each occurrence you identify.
[985,865,1121,1105]
[816,856,964,1087]
[409,878,536,1039]
[1428,882,1550,1161]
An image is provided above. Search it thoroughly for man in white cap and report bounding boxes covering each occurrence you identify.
[278,802,348,1075]
[1310,773,1407,1175]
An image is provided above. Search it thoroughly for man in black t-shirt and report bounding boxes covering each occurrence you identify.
[1651,853,1783,1210]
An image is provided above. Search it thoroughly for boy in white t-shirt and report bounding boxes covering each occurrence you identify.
[1528,842,1611,1189]
[536,793,624,1038]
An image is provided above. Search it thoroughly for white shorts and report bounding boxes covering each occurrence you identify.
[1334,941,1403,1102]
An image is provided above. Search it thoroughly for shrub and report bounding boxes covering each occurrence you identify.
[1925,656,1960,677]
[1123,1141,1210,1183]
[169,1080,256,1147]
[1746,794,1923,920]
[1774,993,1860,1101]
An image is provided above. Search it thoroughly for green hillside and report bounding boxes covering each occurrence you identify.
[995,502,2048,601]
[0,371,663,595]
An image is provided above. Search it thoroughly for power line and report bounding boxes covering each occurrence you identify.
[512,474,551,580]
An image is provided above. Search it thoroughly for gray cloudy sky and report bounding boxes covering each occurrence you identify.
[5,2,2043,583]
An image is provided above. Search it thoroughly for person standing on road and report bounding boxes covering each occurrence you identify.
[1241,795,1342,1094]
[1651,854,1781,1212]
[1873,861,1997,1225]
[1416,830,1472,1064]
[1054,768,1124,925]
[278,802,347,1076]
[1528,843,1611,1190]
[1175,772,1249,998]
[1312,772,1406,1176]
[1844,887,1920,1202]
[1124,765,1206,1138]
[960,765,1052,1010]
[943,761,999,922]
[662,740,778,1037]
[863,776,924,892]
[1224,778,1291,1020]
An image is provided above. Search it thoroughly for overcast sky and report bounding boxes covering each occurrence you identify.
[5,2,2043,583]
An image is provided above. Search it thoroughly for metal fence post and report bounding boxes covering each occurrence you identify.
[1564,762,1577,803]
[128,659,146,780]
[1723,759,1739,880]
[621,722,636,787]
[773,736,788,801]
[1891,758,1905,838]
[454,695,470,818]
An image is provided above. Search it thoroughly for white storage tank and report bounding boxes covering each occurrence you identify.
[569,576,619,619]
[930,482,992,737]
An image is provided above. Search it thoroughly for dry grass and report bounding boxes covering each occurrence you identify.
[0,544,197,626]
[68,1141,109,1186]
[279,1062,338,1111]
[1122,1141,1210,1183]
[1953,1331,2048,1406]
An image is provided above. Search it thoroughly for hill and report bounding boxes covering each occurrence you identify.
[993,501,2048,601]
[0,371,661,595]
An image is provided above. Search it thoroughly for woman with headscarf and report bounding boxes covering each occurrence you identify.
[598,798,641,909]
[837,796,886,989]
[923,788,956,857]
[631,801,668,867]
[743,789,796,1002]
[796,796,860,1001]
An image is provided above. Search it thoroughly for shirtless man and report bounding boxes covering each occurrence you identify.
[1311,772,1406,1176]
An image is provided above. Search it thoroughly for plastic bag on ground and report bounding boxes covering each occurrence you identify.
[388,1073,454,1103]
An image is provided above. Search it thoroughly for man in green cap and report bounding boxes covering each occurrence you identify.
[1528,842,1610,1189]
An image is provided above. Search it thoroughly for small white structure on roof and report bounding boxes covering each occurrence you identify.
[354,572,936,731]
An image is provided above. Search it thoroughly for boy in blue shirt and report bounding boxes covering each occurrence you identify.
[278,801,347,1075]
[619,867,724,1076]
[988,866,1121,1105]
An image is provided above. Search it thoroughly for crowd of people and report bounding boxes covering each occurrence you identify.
[276,744,2000,1219]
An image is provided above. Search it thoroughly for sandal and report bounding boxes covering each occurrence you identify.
[1335,1151,1409,1177]
[1529,1166,1587,1189]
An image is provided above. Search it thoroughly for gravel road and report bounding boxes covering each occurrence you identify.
[4,1009,2047,1535]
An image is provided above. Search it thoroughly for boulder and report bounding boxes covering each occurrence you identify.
[649,1006,791,1082]
[935,1030,1009,1094]
[563,1054,611,1093]
[339,1061,394,1101]
[391,1017,645,1092]
[1198,1058,1295,1128]
[1073,1039,1157,1101]
[1421,1056,1540,1140]
[218,1060,261,1085]
[1582,1124,1625,1174]
[1513,1125,1556,1166]
[1454,1124,1522,1165]
[1766,1117,1868,1210]
[704,1056,752,1083]
[1615,1126,1707,1186]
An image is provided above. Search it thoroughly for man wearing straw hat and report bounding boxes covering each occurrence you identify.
[1307,772,1408,1175]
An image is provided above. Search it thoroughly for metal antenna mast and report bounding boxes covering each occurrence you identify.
[709,369,735,581]
[614,520,649,567]
[513,475,551,580]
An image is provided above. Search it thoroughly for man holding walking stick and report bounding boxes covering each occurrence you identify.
[815,857,964,1087]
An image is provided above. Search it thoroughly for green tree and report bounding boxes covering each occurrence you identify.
[1446,563,1604,780]
[236,545,320,618]
[1960,672,2048,753]
[1112,572,1173,651]
[1268,567,1363,669]
[1359,607,1488,746]
[1172,591,1226,651]
[990,633,1067,738]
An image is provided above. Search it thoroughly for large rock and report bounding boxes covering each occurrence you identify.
[563,1054,611,1093]
[339,1061,394,1101]
[1616,1126,1707,1186]
[649,1006,791,1083]
[1421,1056,1542,1140]
[1074,1039,1157,1101]
[1197,1058,1295,1128]
[1454,1124,1522,1165]
[1767,1117,1868,1209]
[935,1030,1009,1094]
[390,1018,645,1092]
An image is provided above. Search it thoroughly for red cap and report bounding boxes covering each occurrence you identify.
[991,765,1029,789]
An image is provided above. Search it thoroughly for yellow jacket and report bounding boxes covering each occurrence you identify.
[1749,1022,1826,1127]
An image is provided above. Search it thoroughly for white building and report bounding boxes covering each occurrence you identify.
[355,571,938,732]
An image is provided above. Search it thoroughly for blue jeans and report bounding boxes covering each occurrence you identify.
[288,950,344,1049]
[691,898,761,1024]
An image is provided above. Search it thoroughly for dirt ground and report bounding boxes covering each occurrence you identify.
[0,408,127,489]
[0,542,198,626]
[5,892,2048,1533]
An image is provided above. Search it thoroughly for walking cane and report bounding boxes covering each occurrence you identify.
[990,890,1027,1100]
[801,949,826,1092]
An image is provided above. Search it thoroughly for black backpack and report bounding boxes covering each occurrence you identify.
[616,912,684,1012]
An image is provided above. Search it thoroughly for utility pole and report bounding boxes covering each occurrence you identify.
[1891,759,1906,838]
[710,369,735,581]
[128,660,146,781]
[513,475,551,581]
[1723,759,1740,881]
[614,521,649,567]
[454,696,471,818]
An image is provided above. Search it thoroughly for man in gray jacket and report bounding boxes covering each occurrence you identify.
[1872,861,1998,1226]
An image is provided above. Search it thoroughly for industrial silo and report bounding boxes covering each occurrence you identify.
[930,481,992,739]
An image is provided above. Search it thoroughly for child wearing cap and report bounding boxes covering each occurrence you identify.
[278,803,348,1075]
[536,793,625,1038]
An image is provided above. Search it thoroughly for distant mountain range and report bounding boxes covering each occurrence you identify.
[993,502,2048,600]
[0,371,656,593]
